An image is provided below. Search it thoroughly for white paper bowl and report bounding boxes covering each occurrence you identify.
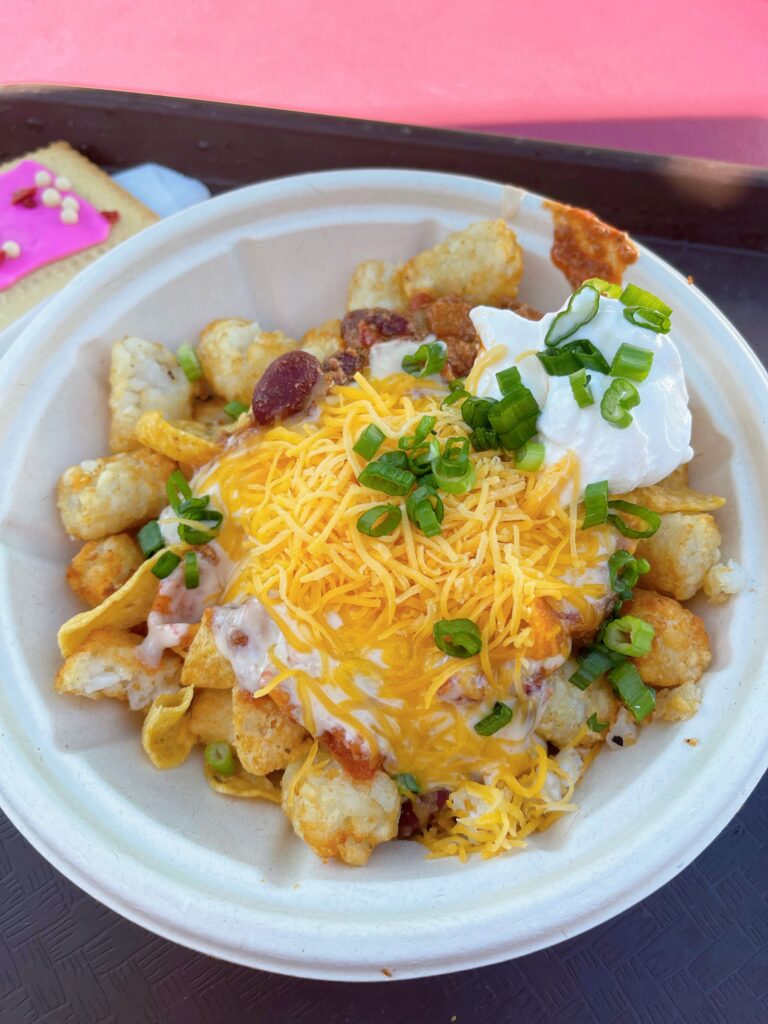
[0,169,766,981]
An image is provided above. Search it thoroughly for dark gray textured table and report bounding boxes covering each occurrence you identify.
[1,91,767,1023]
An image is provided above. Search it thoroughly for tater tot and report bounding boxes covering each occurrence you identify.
[623,590,711,688]
[282,755,399,866]
[654,681,702,722]
[635,512,721,601]
[233,688,308,776]
[537,664,618,749]
[192,397,233,430]
[55,627,182,710]
[109,336,194,452]
[347,260,405,311]
[300,318,343,362]
[197,318,297,404]
[57,448,175,541]
[400,220,523,306]
[66,533,144,607]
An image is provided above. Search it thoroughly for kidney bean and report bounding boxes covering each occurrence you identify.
[322,349,361,385]
[341,308,415,350]
[251,350,323,426]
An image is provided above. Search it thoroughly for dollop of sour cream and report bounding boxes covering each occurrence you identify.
[469,294,693,495]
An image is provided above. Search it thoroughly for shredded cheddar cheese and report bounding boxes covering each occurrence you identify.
[198,371,613,857]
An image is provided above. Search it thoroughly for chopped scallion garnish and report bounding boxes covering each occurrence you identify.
[356,504,402,537]
[602,615,655,657]
[487,383,540,451]
[358,459,416,496]
[398,415,436,450]
[600,377,640,429]
[609,343,654,382]
[469,426,499,451]
[433,618,482,659]
[607,499,661,539]
[176,344,203,382]
[474,701,513,736]
[569,368,594,407]
[353,423,386,460]
[461,396,497,429]
[402,341,446,377]
[151,550,181,580]
[431,437,475,494]
[406,484,444,537]
[514,440,545,471]
[587,712,609,732]
[607,661,656,722]
[569,644,623,690]
[395,772,422,796]
[223,400,249,420]
[582,277,622,299]
[137,519,164,558]
[406,439,441,477]
[623,306,671,334]
[619,284,672,316]
[166,469,192,511]
[496,366,522,396]
[441,379,469,408]
[184,550,200,589]
[536,339,610,376]
[582,480,609,529]
[204,741,236,776]
[608,550,650,600]
[544,284,600,348]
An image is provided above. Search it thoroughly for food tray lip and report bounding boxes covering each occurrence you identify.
[0,163,765,978]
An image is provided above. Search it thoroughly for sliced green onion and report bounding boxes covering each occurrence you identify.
[619,284,672,316]
[402,341,446,377]
[607,500,661,539]
[184,550,200,589]
[545,284,600,348]
[223,400,249,420]
[487,385,540,451]
[151,550,181,580]
[378,450,409,470]
[609,343,654,382]
[137,520,164,558]
[587,712,609,732]
[623,306,671,334]
[398,415,436,450]
[353,423,386,459]
[166,469,192,511]
[496,366,522,395]
[514,440,545,471]
[356,504,402,537]
[602,615,655,657]
[461,396,497,429]
[582,277,622,299]
[569,644,624,690]
[433,618,482,659]
[406,484,444,537]
[600,378,640,429]
[358,460,416,496]
[608,550,650,600]
[569,368,594,408]
[608,661,656,722]
[395,772,423,797]
[431,438,476,495]
[177,504,223,545]
[407,439,441,476]
[204,741,236,776]
[441,379,469,408]
[470,426,499,451]
[474,701,513,736]
[537,340,610,377]
[176,344,203,382]
[582,480,609,529]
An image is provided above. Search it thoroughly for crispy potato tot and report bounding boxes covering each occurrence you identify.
[135,410,221,469]
[109,336,194,451]
[189,688,235,745]
[620,481,725,514]
[57,448,175,542]
[300,318,343,362]
[232,688,309,776]
[55,627,182,710]
[623,590,711,688]
[400,220,523,306]
[180,609,236,690]
[282,753,399,866]
[704,559,747,604]
[545,200,638,288]
[538,665,618,749]
[524,598,570,661]
[197,318,297,404]
[636,512,721,601]
[67,533,143,607]
[347,260,405,311]
[204,762,281,802]
[193,397,233,430]
[58,547,182,657]
[142,686,195,769]
[654,681,702,723]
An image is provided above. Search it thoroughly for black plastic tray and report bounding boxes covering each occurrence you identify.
[1,86,766,1024]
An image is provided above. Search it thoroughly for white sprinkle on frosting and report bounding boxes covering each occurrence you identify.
[42,188,62,208]
[61,196,80,212]
[54,176,72,191]
[34,170,52,187]
[60,209,79,225]
[2,240,21,258]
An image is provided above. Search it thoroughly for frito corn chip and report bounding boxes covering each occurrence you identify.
[135,410,221,469]
[142,685,196,769]
[189,688,234,744]
[619,482,725,513]
[204,762,281,803]
[58,547,182,658]
[180,608,236,689]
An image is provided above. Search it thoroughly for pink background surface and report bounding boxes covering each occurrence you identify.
[1,0,768,165]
